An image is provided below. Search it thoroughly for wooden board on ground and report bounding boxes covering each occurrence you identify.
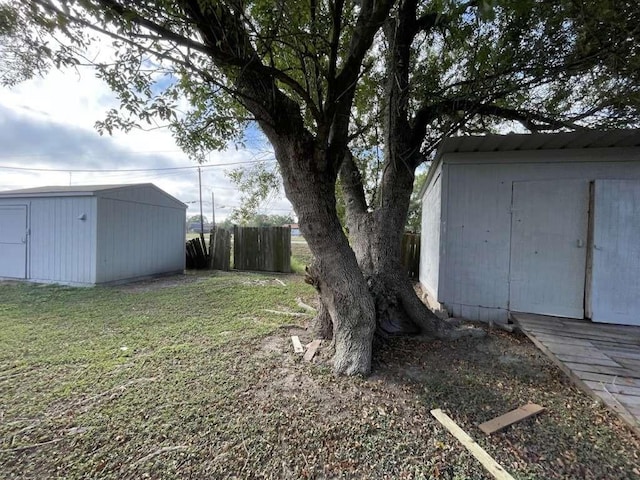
[291,336,304,353]
[303,339,322,362]
[430,409,515,480]
[478,403,545,435]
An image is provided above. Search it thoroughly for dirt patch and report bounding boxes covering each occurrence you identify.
[238,325,640,479]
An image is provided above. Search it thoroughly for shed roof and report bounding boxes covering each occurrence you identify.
[421,129,640,198]
[434,129,640,161]
[0,183,187,208]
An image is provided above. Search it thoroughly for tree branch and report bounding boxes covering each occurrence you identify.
[325,0,395,157]
[339,150,368,216]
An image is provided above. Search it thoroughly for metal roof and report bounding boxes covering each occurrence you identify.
[434,129,640,161]
[0,183,187,208]
[0,184,139,196]
[421,129,640,198]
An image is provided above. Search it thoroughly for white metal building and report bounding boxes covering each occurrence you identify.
[420,129,640,326]
[0,184,187,285]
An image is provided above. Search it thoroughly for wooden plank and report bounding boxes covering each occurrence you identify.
[555,353,621,368]
[291,336,304,354]
[519,325,640,346]
[517,319,640,340]
[563,362,640,379]
[601,349,640,361]
[613,357,640,369]
[526,327,640,345]
[517,318,640,339]
[619,395,640,409]
[583,380,640,397]
[478,404,545,435]
[303,340,321,362]
[541,343,613,360]
[532,334,594,347]
[591,340,640,353]
[576,371,640,388]
[430,409,515,480]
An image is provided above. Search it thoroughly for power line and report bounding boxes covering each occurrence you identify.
[0,158,276,173]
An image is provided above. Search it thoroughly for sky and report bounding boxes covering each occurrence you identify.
[0,65,294,223]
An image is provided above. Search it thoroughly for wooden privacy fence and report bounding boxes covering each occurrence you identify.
[185,228,231,270]
[401,233,420,279]
[185,236,208,269]
[209,227,231,270]
[234,226,291,273]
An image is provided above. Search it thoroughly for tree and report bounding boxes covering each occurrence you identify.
[187,215,209,225]
[3,0,638,375]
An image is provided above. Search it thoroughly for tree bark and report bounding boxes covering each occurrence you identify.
[339,151,465,340]
[265,134,377,375]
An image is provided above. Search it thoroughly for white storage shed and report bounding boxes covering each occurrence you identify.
[0,183,187,285]
[420,129,640,326]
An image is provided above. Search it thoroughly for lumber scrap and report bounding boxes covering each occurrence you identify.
[291,336,304,353]
[430,409,515,480]
[303,340,322,361]
[478,403,545,435]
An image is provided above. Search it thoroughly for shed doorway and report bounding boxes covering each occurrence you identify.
[508,180,590,319]
[0,205,28,279]
[590,180,640,326]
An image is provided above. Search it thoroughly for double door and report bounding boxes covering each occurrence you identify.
[509,180,640,326]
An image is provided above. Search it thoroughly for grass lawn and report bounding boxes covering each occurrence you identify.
[1,272,639,479]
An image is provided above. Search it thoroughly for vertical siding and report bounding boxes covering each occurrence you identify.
[95,198,186,283]
[419,167,442,298]
[590,180,640,325]
[28,197,96,284]
[439,153,640,324]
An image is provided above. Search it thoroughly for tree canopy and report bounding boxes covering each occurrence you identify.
[2,0,639,375]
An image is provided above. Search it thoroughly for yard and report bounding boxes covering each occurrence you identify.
[1,272,639,479]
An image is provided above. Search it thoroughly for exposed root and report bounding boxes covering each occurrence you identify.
[296,297,317,313]
[263,309,310,317]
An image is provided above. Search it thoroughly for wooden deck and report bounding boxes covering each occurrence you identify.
[512,312,640,435]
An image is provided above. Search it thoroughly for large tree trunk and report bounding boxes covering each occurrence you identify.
[340,152,453,338]
[268,135,377,375]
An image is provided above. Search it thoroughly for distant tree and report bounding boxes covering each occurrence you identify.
[4,0,638,375]
[247,214,295,227]
[187,215,209,225]
[218,218,235,230]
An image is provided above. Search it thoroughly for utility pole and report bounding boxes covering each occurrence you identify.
[210,190,217,269]
[198,166,206,256]
[211,190,216,227]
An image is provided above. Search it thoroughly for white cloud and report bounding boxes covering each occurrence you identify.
[0,63,294,221]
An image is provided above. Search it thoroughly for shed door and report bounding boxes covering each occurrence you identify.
[0,205,28,279]
[590,180,640,325]
[509,180,589,318]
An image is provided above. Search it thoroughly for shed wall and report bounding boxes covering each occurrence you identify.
[95,198,185,283]
[439,148,640,323]
[419,165,442,299]
[0,197,97,284]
